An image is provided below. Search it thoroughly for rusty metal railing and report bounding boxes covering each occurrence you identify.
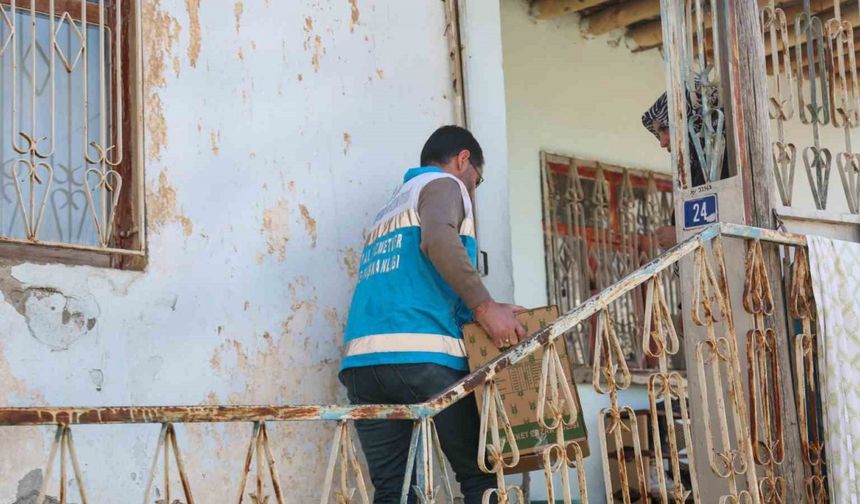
[0,223,828,503]
[763,0,860,214]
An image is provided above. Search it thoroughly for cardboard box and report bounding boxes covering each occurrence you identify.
[463,306,589,474]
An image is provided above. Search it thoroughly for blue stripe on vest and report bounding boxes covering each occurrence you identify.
[342,351,469,371]
[345,227,474,338]
[342,203,477,372]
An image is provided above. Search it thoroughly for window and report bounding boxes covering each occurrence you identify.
[541,153,684,380]
[0,0,144,268]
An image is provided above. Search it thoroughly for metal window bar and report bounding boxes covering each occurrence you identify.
[541,154,682,374]
[0,223,829,504]
[0,0,143,256]
[763,0,860,213]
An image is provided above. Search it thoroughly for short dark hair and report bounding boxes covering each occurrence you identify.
[419,125,484,168]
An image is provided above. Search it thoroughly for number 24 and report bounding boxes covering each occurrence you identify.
[692,202,709,221]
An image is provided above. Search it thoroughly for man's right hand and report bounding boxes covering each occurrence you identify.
[473,300,527,349]
[655,226,677,249]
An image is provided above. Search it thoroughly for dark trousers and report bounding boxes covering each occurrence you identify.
[339,364,497,504]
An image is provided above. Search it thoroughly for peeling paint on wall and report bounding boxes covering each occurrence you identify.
[311,35,323,72]
[0,324,40,403]
[210,130,221,156]
[348,0,360,33]
[186,0,202,67]
[324,307,344,340]
[205,286,334,406]
[0,296,47,496]
[89,369,105,392]
[341,247,360,280]
[0,265,25,312]
[234,0,244,33]
[342,132,352,155]
[298,205,317,247]
[147,170,194,237]
[22,288,99,351]
[303,16,325,73]
[0,269,99,352]
[10,470,58,504]
[0,1,481,501]
[142,0,181,162]
[260,199,291,262]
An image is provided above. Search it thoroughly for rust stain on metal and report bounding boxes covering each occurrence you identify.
[142,0,182,162]
[147,171,194,237]
[186,0,202,67]
[792,245,827,501]
[261,199,291,262]
[0,404,414,425]
[298,205,317,247]
[743,239,787,500]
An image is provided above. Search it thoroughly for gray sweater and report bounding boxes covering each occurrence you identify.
[417,178,490,310]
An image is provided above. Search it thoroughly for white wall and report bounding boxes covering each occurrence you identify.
[501,0,671,312]
[0,1,512,501]
[462,0,516,301]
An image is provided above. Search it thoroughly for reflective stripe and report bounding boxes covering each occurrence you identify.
[459,217,475,237]
[364,209,474,248]
[345,333,467,358]
[365,209,421,246]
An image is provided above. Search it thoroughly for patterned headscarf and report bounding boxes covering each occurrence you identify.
[642,92,670,139]
[641,78,721,139]
[641,79,726,187]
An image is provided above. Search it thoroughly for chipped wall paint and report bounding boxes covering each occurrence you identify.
[0,0,513,501]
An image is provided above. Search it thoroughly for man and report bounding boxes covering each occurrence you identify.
[339,125,525,503]
[641,88,730,248]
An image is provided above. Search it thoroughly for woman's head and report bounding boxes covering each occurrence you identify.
[642,92,671,152]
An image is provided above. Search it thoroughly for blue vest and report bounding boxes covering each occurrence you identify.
[341,167,477,371]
